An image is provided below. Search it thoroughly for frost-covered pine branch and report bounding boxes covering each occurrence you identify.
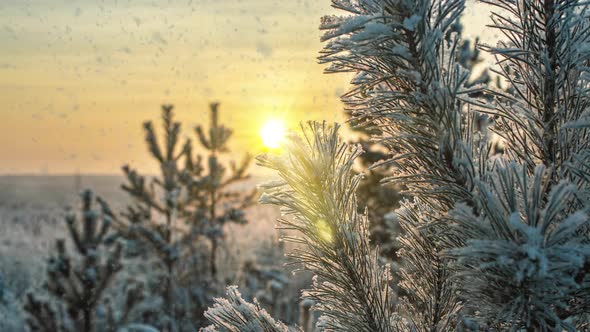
[257,122,394,332]
[447,162,590,330]
[319,0,493,329]
[481,0,590,174]
[320,0,490,207]
[441,0,590,329]
[203,286,292,332]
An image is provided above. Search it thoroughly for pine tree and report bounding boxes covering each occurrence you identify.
[204,0,590,331]
[447,0,590,329]
[189,102,253,279]
[117,104,185,328]
[114,103,252,330]
[346,35,490,262]
[23,190,144,332]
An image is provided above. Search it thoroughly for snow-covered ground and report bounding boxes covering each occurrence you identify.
[0,174,284,303]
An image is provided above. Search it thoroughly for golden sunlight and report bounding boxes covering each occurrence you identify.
[260,119,287,149]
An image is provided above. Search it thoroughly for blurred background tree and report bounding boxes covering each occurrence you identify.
[23,190,145,332]
[112,103,254,330]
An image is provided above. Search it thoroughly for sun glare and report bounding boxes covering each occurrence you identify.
[260,119,287,149]
[316,219,334,244]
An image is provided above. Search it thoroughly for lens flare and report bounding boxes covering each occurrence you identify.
[315,219,333,243]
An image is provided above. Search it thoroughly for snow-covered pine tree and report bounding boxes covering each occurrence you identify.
[204,0,590,331]
[345,32,491,262]
[23,190,145,332]
[447,0,590,329]
[310,0,491,330]
[187,102,254,279]
[113,103,252,330]
[116,104,187,328]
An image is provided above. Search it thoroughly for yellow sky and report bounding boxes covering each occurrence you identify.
[0,0,490,174]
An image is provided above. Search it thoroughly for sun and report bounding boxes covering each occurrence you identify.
[260,119,287,149]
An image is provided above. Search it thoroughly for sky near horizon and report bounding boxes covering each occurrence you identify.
[0,0,491,174]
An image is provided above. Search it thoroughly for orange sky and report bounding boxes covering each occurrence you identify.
[0,0,490,174]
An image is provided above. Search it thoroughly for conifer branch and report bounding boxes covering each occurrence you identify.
[319,1,492,329]
[203,286,292,332]
[257,122,395,332]
[447,162,590,330]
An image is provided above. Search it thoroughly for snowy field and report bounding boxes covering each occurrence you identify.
[0,175,299,329]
